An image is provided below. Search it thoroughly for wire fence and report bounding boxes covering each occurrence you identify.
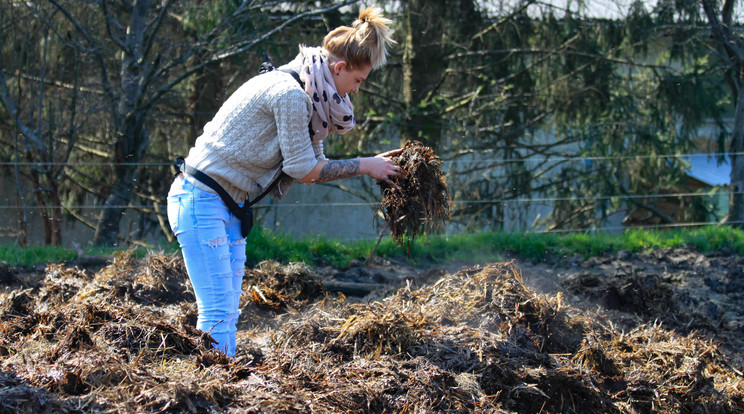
[0,151,736,233]
[0,151,738,167]
[0,190,738,210]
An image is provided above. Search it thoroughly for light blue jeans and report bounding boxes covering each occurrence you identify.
[167,176,246,356]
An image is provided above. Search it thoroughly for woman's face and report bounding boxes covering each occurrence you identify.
[331,61,372,97]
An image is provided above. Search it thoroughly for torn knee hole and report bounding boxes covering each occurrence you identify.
[207,236,228,247]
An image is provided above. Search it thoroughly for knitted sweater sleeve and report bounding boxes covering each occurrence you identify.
[271,87,317,180]
[312,140,328,161]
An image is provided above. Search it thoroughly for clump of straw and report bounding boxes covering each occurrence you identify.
[377,140,451,247]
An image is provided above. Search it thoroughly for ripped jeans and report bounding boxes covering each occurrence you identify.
[167,176,246,356]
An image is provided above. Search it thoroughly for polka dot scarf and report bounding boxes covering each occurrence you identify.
[299,47,355,141]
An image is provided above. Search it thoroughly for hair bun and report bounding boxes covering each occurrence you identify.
[323,7,395,70]
[354,7,386,28]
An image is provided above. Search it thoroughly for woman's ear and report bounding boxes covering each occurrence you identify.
[332,60,347,75]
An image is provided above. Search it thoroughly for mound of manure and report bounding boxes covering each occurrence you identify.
[243,260,325,312]
[1,255,742,413]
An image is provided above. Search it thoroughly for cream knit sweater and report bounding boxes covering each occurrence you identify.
[184,68,324,203]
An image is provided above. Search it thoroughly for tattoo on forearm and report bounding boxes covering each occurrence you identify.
[318,159,361,182]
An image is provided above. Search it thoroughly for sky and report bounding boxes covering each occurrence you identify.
[476,0,744,21]
[352,1,744,23]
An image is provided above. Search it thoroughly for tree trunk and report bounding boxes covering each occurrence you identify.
[701,0,744,227]
[191,60,224,137]
[49,181,62,246]
[93,109,150,245]
[27,157,62,245]
[93,0,151,245]
[31,176,52,244]
[401,0,446,147]
[14,175,28,248]
[94,164,140,245]
[729,84,744,227]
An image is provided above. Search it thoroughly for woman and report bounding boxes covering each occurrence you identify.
[167,7,401,356]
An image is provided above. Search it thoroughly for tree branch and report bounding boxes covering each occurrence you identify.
[143,0,360,110]
[141,0,175,61]
[47,0,118,119]
[471,0,535,41]
[701,0,744,68]
[0,5,45,152]
[101,0,128,51]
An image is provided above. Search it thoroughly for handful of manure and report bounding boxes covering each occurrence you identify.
[377,141,451,245]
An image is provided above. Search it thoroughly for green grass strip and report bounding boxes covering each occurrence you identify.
[1,226,742,268]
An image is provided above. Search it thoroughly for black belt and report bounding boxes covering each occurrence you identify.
[173,156,280,237]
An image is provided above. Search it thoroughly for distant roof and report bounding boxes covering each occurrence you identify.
[685,153,731,186]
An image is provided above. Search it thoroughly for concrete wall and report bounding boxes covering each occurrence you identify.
[0,174,386,247]
[257,178,384,240]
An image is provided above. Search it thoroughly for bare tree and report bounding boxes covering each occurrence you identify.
[0,1,86,245]
[19,0,356,246]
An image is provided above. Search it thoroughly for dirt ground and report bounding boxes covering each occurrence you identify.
[1,246,743,413]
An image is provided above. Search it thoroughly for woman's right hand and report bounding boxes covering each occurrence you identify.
[298,149,405,185]
[362,150,405,185]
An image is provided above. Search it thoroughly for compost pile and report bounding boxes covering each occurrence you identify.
[377,140,451,246]
[1,252,743,413]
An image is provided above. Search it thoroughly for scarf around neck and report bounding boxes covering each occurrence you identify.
[299,47,355,141]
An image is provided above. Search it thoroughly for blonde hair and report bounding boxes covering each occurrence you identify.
[322,7,395,70]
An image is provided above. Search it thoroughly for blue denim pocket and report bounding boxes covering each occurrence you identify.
[167,178,188,234]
